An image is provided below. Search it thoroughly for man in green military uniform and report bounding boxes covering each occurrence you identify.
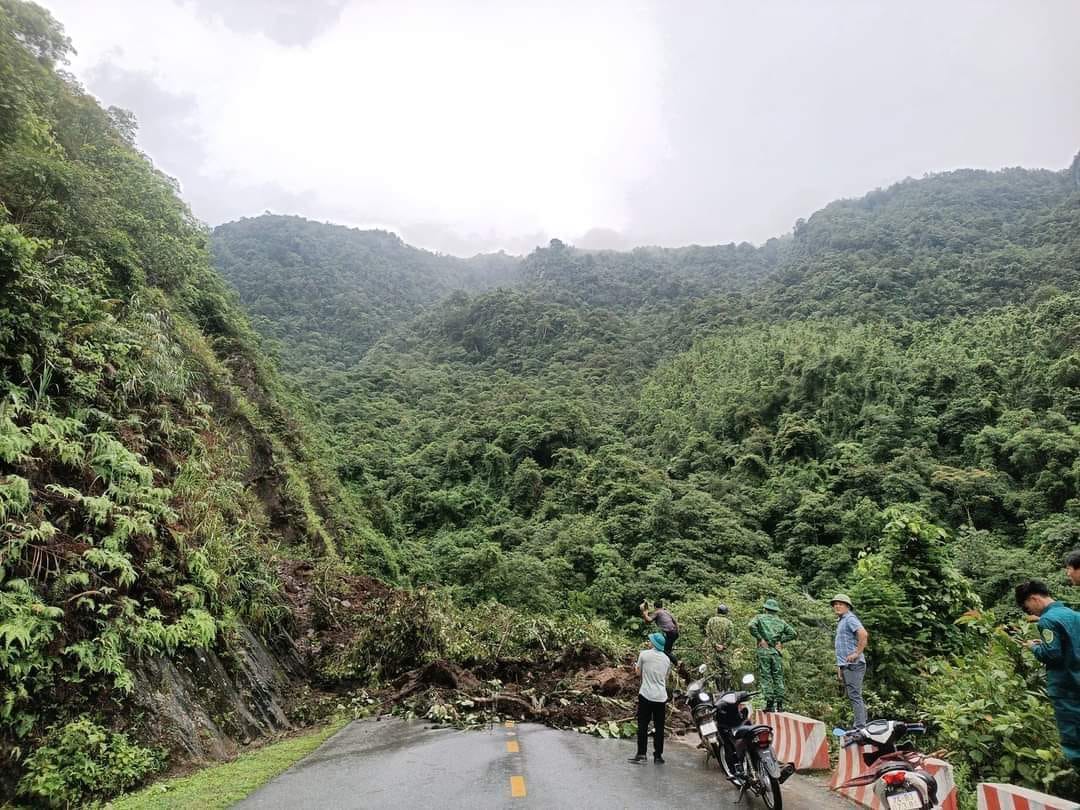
[704,604,735,689]
[1016,580,1080,770]
[749,598,797,713]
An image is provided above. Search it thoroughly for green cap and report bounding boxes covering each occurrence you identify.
[830,593,853,608]
[763,598,781,612]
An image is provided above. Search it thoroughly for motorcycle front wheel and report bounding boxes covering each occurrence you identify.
[717,741,740,781]
[756,758,783,810]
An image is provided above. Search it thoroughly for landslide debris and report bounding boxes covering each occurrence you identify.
[276,559,694,739]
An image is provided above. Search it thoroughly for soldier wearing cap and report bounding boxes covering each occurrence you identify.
[749,598,796,712]
[831,593,869,729]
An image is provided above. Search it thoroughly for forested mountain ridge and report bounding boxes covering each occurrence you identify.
[212,214,520,377]
[763,166,1079,319]
[215,163,1079,390]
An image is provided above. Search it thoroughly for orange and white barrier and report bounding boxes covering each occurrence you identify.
[977,783,1080,810]
[752,710,830,771]
[830,742,957,810]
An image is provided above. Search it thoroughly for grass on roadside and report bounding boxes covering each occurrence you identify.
[106,718,349,810]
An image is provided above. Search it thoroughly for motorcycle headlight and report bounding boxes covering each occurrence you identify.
[698,691,711,703]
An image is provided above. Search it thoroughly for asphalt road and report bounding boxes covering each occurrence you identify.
[236,717,856,809]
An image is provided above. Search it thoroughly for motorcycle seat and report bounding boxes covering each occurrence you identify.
[876,762,915,775]
[734,724,771,739]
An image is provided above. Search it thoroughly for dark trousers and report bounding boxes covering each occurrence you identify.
[841,662,868,728]
[664,630,679,663]
[636,694,666,756]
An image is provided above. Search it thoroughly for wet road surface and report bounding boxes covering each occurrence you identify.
[236,717,855,809]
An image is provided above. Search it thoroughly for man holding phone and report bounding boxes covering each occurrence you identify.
[1015,580,1080,770]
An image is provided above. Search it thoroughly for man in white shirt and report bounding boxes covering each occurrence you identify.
[628,632,672,764]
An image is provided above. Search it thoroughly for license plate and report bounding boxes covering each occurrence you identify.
[699,721,718,736]
[887,791,922,810]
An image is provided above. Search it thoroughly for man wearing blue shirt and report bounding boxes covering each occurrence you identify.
[831,593,869,729]
[1016,580,1080,770]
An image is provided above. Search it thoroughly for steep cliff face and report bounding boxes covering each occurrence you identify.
[131,624,299,763]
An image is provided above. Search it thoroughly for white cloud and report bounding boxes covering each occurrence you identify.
[41,0,1080,255]
[47,0,666,243]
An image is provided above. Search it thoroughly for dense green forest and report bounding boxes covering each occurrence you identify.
[3,0,1080,804]
[215,153,1080,797]
[214,161,1080,623]
[212,216,519,379]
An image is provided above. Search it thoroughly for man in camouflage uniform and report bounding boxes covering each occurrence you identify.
[749,598,796,712]
[704,603,735,689]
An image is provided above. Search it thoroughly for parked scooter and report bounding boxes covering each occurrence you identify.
[834,720,939,810]
[685,664,723,763]
[685,666,794,809]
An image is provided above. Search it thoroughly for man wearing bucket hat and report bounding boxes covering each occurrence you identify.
[831,593,869,729]
[749,598,796,712]
[628,632,672,764]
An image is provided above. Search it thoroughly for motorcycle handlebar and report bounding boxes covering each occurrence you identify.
[841,721,927,747]
[889,721,926,734]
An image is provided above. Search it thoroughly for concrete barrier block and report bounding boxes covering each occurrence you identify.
[751,709,830,771]
[831,741,957,810]
[977,783,1080,810]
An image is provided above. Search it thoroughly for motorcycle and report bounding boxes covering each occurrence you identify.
[834,720,939,810]
[685,666,794,809]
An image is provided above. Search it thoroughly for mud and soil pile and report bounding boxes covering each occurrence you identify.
[276,559,694,739]
[381,654,694,736]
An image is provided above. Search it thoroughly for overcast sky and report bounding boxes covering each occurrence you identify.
[43,0,1080,256]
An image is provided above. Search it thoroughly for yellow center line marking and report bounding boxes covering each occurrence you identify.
[510,775,527,798]
[506,740,520,753]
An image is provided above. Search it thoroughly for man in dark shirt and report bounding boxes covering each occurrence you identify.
[641,599,680,663]
[1066,550,1080,586]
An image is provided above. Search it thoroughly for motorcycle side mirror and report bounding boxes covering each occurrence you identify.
[698,664,708,674]
[741,673,755,685]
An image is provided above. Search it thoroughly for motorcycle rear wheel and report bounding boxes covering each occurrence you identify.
[756,758,782,810]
